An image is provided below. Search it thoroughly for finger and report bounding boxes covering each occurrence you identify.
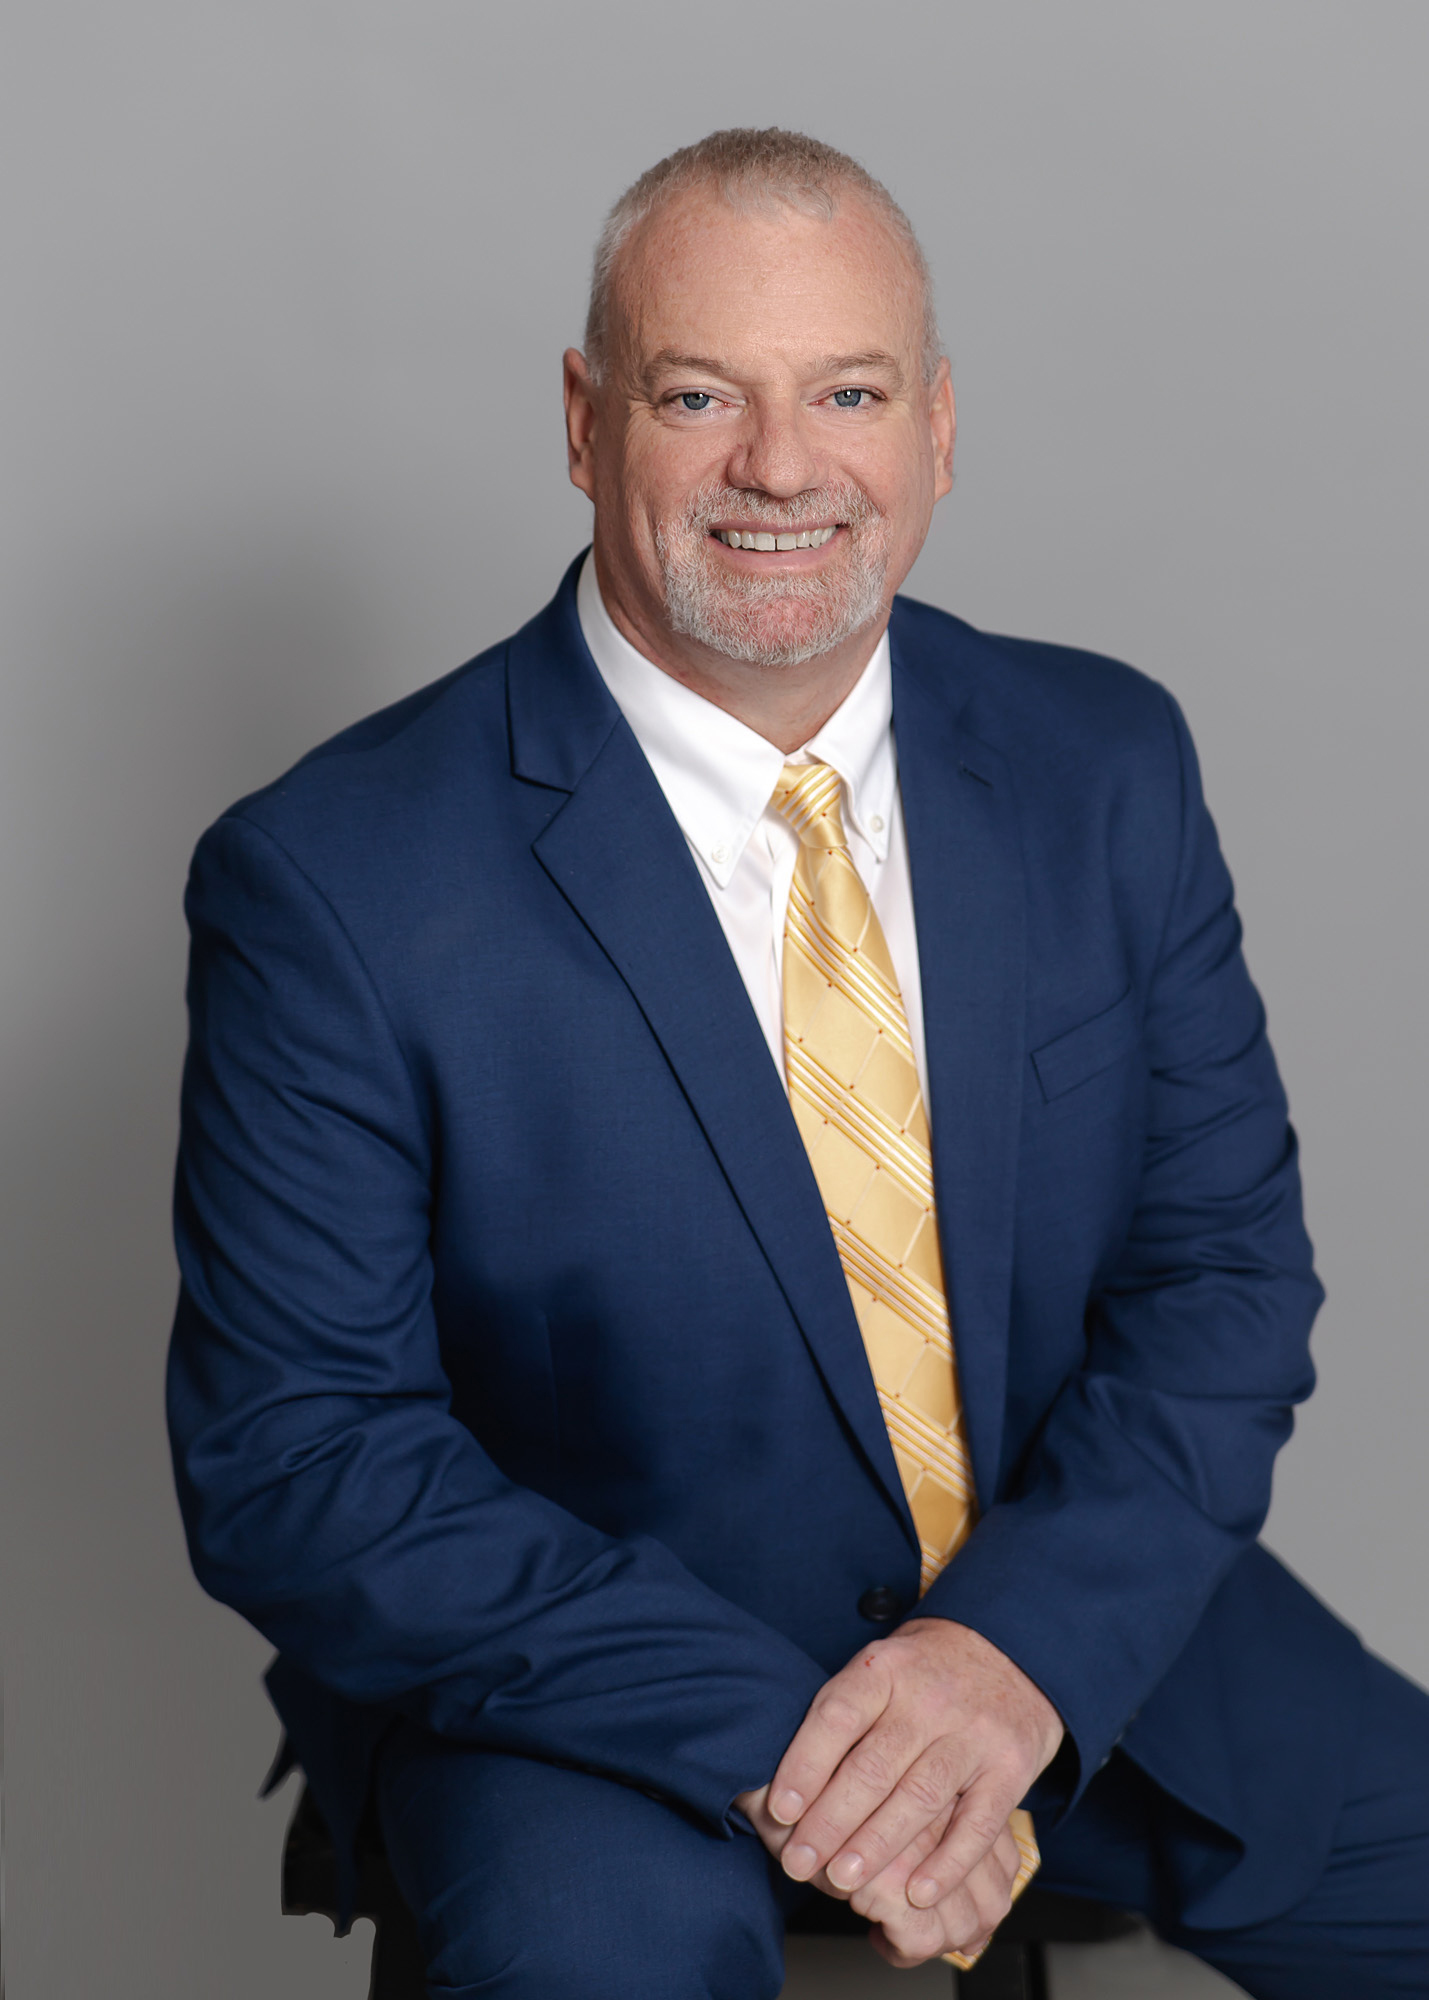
[821,1739,965,1893]
[883,1836,1017,1966]
[733,1786,797,1863]
[992,1822,1022,1882]
[877,1891,986,1970]
[847,1806,952,1923]
[779,1714,918,1882]
[733,1785,768,1824]
[867,1899,948,1969]
[846,1801,1015,1928]
[767,1651,892,1827]
[905,1771,1020,1907]
[871,1926,942,1971]
[857,1816,1003,1937]
[950,1832,1018,1949]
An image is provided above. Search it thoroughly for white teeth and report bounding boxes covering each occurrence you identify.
[716,525,839,550]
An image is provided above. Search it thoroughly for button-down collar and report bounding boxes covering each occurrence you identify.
[576,551,894,886]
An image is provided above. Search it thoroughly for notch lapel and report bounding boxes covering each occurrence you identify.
[892,617,1027,1505]
[509,566,915,1540]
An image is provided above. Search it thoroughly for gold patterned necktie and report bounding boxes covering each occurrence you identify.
[771,761,1039,1961]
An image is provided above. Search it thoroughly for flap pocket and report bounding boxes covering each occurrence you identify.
[1031,987,1138,1102]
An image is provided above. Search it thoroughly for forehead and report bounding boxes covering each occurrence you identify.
[613,188,923,376]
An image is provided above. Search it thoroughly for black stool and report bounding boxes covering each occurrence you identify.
[782,1874,1142,1999]
[280,1780,1140,1998]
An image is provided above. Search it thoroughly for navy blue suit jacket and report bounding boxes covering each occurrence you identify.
[168,556,1363,1932]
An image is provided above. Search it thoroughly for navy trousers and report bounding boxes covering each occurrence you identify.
[375,1651,1429,1999]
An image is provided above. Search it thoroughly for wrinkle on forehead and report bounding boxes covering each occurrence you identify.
[638,348,910,396]
[606,188,926,391]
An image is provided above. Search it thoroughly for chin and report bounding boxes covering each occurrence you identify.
[664,567,888,671]
[714,604,874,669]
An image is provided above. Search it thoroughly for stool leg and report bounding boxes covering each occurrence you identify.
[1030,1941,1049,2000]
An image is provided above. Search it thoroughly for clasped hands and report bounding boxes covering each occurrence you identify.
[736,1618,1063,1968]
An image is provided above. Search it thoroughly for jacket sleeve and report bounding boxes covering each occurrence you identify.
[919,690,1322,1808]
[167,812,825,1827]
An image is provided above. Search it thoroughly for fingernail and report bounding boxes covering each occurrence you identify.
[908,1874,939,1908]
[782,1843,818,1881]
[769,1789,804,1825]
[827,1851,864,1890]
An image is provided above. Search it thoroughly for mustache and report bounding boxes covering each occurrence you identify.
[674,478,883,534]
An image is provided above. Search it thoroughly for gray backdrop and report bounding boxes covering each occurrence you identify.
[4,3,1426,1994]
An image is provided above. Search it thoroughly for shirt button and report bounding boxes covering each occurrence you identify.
[710,844,730,866]
[869,814,885,833]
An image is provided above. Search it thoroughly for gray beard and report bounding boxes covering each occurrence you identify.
[653,481,891,668]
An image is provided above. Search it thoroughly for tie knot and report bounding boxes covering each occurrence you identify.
[771,762,849,850]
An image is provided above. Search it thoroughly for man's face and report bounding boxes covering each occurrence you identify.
[566,188,954,674]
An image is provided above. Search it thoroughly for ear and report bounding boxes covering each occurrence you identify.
[929,356,956,502]
[564,348,599,501]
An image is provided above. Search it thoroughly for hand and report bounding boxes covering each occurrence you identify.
[735,1777,1025,1968]
[857,1803,1026,1968]
[765,1619,1061,1919]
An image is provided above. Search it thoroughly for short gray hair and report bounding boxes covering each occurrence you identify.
[584,127,942,386]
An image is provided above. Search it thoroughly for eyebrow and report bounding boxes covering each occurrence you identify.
[641,348,908,391]
[808,351,906,380]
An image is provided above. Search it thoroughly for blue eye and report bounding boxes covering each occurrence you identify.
[832,387,868,408]
[679,392,712,412]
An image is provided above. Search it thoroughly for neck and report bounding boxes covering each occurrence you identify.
[593,550,885,755]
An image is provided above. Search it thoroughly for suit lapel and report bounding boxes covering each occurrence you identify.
[509,561,914,1538]
[892,612,1027,1506]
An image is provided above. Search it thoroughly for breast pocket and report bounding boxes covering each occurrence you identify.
[1030,987,1139,1102]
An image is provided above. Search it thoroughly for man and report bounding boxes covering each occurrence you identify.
[168,130,1429,1996]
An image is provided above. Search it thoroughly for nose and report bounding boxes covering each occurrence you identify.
[724,395,825,501]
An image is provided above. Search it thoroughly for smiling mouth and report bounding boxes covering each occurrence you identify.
[711,525,840,551]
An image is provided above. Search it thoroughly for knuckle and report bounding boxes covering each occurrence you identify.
[817,1694,864,1736]
[848,1744,894,1791]
[902,1766,948,1813]
[883,1906,939,1959]
[902,1754,955,1812]
[959,1804,1005,1851]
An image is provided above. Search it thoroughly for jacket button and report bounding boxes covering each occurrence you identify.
[858,1585,902,1623]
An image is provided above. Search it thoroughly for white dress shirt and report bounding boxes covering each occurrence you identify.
[576,552,929,1099]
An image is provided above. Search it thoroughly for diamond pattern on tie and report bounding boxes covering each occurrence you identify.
[771,761,1039,1947]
